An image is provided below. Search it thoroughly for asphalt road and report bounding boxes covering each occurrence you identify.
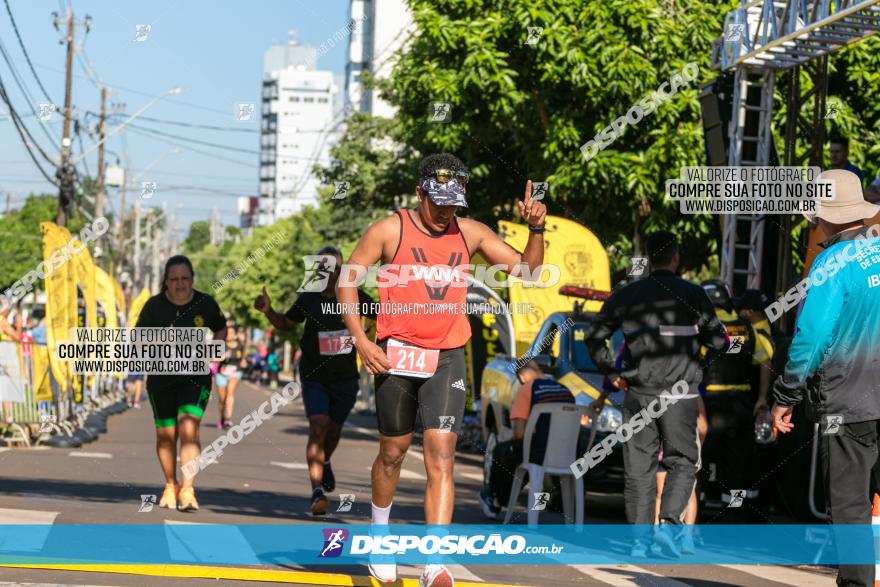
[0,379,837,586]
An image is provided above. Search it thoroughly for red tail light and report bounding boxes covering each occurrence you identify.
[558,285,611,301]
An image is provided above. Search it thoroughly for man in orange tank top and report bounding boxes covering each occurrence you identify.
[338,153,547,587]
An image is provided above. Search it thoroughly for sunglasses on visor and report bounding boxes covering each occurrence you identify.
[430,169,469,187]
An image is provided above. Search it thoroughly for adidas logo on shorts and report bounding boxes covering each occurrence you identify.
[451,379,465,391]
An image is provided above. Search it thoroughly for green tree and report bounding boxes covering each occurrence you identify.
[183,221,211,254]
[322,0,734,274]
[0,194,87,291]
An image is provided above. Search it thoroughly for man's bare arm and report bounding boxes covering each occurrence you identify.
[463,181,547,277]
[254,285,296,331]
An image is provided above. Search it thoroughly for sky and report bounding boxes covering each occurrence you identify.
[0,0,350,237]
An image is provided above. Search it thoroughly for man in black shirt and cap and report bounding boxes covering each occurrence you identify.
[585,231,728,556]
[255,245,376,515]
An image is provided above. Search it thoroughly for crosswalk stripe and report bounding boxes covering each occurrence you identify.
[69,451,113,459]
[570,564,692,586]
[0,507,59,553]
[719,564,835,586]
[271,461,308,470]
[165,520,261,565]
[446,564,483,582]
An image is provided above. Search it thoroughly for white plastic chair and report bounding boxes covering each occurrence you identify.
[502,403,588,526]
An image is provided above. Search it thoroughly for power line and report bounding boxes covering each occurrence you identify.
[0,37,61,150]
[123,122,261,155]
[0,107,58,185]
[0,73,60,185]
[125,126,258,169]
[117,114,259,133]
[3,0,54,103]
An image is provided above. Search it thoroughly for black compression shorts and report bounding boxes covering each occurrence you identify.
[147,385,211,428]
[374,344,466,436]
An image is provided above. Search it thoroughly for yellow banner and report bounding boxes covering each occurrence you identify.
[113,278,126,326]
[32,344,53,402]
[95,267,118,330]
[498,216,610,354]
[128,288,150,327]
[40,222,77,392]
[70,237,97,329]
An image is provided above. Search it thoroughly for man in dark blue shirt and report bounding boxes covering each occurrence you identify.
[829,137,865,185]
[479,360,574,519]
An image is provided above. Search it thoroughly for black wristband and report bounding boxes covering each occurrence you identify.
[528,224,545,233]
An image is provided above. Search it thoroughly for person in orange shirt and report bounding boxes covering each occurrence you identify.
[479,360,574,519]
[338,153,547,587]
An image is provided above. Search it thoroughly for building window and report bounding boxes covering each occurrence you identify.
[304,97,314,103]
[318,97,328,103]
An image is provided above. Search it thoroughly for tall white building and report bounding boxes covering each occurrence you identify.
[258,41,340,225]
[345,0,413,117]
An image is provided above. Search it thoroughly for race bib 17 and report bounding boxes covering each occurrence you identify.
[318,329,356,356]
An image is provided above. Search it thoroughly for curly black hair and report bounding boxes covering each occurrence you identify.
[418,153,468,183]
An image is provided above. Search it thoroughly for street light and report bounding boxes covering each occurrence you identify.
[131,147,182,186]
[70,87,184,165]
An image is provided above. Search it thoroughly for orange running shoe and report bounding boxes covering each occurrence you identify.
[177,486,199,512]
[159,482,179,509]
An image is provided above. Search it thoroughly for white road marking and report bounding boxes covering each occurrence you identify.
[719,565,835,586]
[458,471,484,482]
[571,564,692,586]
[0,507,59,552]
[165,520,260,565]
[68,451,113,459]
[271,461,308,470]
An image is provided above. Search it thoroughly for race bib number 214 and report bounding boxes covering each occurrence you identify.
[386,338,439,378]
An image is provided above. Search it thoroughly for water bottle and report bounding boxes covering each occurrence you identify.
[755,420,775,444]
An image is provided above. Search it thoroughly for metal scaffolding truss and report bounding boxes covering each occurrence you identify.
[713,0,880,291]
[716,0,880,71]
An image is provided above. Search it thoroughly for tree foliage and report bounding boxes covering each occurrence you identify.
[0,194,87,291]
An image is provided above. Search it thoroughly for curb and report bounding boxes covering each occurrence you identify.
[0,563,523,587]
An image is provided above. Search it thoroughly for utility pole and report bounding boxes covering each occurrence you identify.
[152,226,162,293]
[52,10,91,227]
[4,193,9,215]
[93,87,108,261]
[133,201,141,288]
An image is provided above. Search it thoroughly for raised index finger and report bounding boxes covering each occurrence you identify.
[524,180,533,204]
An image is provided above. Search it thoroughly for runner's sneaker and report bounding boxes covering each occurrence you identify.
[310,488,328,516]
[223,419,233,430]
[629,539,648,558]
[679,527,696,554]
[478,488,500,520]
[159,482,179,509]
[177,486,199,512]
[322,461,335,493]
[420,564,454,587]
[216,421,223,430]
[651,523,680,558]
[369,559,397,584]
[133,402,141,409]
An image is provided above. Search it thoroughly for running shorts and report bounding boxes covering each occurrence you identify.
[374,344,466,436]
[302,378,359,424]
[147,385,211,428]
[214,370,242,388]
